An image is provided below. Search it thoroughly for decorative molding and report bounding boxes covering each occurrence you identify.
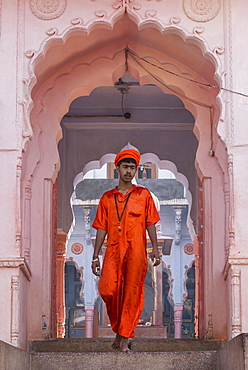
[25,50,36,59]
[71,242,84,255]
[170,17,181,24]
[145,9,157,18]
[112,1,123,10]
[184,243,194,255]
[193,26,204,35]
[95,10,107,18]
[71,18,83,25]
[30,0,67,20]
[46,27,58,36]
[21,78,34,151]
[0,258,31,281]
[213,46,225,55]
[183,0,221,22]
[10,275,20,347]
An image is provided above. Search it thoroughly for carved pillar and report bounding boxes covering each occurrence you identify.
[50,178,58,338]
[155,263,163,325]
[198,179,205,338]
[85,305,94,338]
[10,275,20,347]
[23,180,31,263]
[230,267,241,338]
[228,155,235,253]
[173,207,183,245]
[193,235,200,338]
[56,234,67,338]
[174,304,183,338]
[15,157,22,254]
[202,177,213,338]
[83,206,93,245]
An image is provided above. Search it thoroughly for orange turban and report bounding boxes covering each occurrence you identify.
[114,149,140,167]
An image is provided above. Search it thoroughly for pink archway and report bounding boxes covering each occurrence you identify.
[21,14,228,340]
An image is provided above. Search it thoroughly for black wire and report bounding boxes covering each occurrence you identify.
[121,91,125,115]
[126,48,248,98]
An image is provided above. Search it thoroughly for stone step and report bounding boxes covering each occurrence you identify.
[31,350,219,370]
[30,338,223,370]
[29,338,223,353]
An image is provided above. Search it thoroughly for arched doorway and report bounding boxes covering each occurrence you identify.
[21,14,228,341]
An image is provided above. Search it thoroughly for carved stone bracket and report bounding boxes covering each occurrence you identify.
[0,258,31,281]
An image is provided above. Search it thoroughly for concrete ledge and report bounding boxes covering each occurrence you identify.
[98,325,167,338]
[218,333,248,370]
[0,341,30,370]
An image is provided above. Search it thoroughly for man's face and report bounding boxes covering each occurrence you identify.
[116,161,137,183]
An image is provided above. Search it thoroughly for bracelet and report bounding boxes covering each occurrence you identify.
[91,257,99,263]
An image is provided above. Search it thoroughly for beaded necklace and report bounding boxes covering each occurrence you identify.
[114,192,132,234]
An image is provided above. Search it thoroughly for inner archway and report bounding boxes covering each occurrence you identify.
[67,151,195,339]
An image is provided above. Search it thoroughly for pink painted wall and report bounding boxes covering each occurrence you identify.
[0,0,247,347]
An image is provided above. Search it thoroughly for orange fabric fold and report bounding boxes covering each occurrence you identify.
[92,185,160,338]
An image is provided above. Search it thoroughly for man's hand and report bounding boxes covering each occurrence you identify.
[91,259,101,276]
[147,224,161,266]
[150,249,161,267]
[91,229,106,276]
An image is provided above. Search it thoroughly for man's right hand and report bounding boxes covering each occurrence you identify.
[91,259,101,276]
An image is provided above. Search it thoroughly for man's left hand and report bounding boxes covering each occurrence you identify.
[150,250,161,266]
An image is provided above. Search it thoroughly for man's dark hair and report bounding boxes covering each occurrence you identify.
[116,157,137,167]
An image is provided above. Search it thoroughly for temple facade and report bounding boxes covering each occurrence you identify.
[1,0,248,350]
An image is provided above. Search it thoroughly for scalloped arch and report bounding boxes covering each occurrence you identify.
[25,14,223,150]
[72,147,195,239]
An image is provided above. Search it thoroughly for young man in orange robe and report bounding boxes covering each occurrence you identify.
[91,149,160,352]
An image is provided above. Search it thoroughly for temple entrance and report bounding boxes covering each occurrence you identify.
[22,14,228,341]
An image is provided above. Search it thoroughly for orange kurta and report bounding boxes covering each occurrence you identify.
[92,185,160,338]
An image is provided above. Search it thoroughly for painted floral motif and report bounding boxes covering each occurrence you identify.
[30,0,67,20]
[184,243,194,255]
[71,243,84,255]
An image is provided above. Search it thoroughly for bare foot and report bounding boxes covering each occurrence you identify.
[119,335,132,352]
[111,333,121,350]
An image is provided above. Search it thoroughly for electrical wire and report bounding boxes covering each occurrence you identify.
[126,48,248,98]
[125,48,216,154]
